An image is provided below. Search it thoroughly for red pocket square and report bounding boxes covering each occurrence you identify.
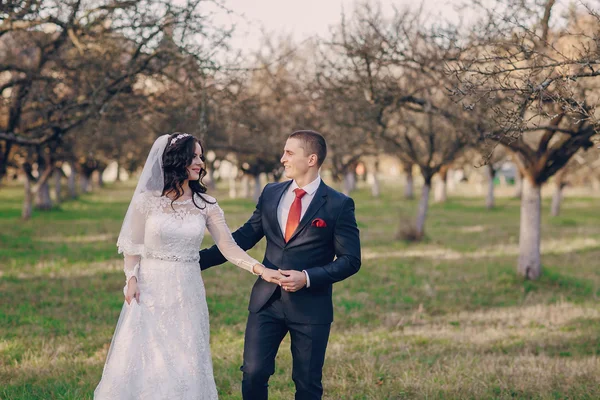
[311,218,327,228]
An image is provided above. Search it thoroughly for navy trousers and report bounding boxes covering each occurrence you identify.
[240,290,331,400]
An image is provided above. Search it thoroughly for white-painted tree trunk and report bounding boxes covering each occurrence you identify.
[369,172,380,197]
[486,164,495,209]
[415,183,431,238]
[514,170,523,199]
[434,178,447,203]
[228,175,237,199]
[517,178,541,280]
[53,168,62,203]
[551,183,564,217]
[404,167,414,199]
[253,175,261,203]
[241,174,251,198]
[68,162,77,199]
[447,169,457,192]
[343,171,356,196]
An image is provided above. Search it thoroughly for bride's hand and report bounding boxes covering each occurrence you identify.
[261,268,283,284]
[252,263,282,284]
[125,277,140,305]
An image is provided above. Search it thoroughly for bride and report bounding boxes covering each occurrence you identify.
[94,133,281,399]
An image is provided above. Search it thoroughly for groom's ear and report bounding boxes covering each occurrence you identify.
[308,154,318,167]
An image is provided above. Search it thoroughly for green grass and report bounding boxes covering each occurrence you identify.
[1,181,600,399]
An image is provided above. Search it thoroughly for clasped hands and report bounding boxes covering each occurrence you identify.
[124,265,306,304]
[253,264,306,292]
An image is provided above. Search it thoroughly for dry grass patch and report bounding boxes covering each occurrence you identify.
[363,237,600,261]
[2,185,600,399]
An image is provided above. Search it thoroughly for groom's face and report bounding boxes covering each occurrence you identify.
[281,138,311,180]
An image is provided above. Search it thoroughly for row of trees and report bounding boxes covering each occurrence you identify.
[313,0,599,279]
[2,0,599,281]
[1,0,233,216]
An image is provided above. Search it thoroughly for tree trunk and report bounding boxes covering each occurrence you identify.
[241,174,251,198]
[551,182,565,217]
[22,175,33,220]
[415,181,431,238]
[369,172,380,197]
[228,175,237,199]
[368,160,380,197]
[517,177,542,280]
[68,161,78,199]
[116,161,122,182]
[36,181,52,210]
[80,174,92,193]
[253,175,261,203]
[514,170,523,199]
[404,163,414,199]
[343,170,356,195]
[434,167,448,203]
[486,164,496,209]
[0,141,12,184]
[53,168,62,204]
[97,169,105,188]
[207,165,216,190]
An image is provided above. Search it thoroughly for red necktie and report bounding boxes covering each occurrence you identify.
[284,188,307,242]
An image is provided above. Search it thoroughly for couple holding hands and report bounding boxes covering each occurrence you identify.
[94,130,361,400]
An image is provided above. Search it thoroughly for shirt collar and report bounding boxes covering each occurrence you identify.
[290,175,321,196]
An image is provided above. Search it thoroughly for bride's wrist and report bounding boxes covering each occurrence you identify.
[252,264,265,276]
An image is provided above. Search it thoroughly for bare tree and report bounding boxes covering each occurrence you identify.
[320,3,476,239]
[1,0,232,218]
[549,149,600,216]
[459,145,510,209]
[313,71,377,195]
[449,0,600,279]
[385,111,472,238]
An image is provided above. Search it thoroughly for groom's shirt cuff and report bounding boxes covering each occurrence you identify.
[303,270,310,288]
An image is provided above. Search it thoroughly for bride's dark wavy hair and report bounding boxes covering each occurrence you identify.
[162,132,215,209]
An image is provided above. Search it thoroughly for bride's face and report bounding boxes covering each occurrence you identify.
[186,142,205,181]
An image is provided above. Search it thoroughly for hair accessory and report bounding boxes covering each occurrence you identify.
[170,133,191,146]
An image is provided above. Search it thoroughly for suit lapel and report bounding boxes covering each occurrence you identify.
[286,181,328,245]
[267,180,292,246]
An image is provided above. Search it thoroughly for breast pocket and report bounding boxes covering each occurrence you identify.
[306,219,333,239]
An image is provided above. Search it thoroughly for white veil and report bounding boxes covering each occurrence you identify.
[116,134,169,256]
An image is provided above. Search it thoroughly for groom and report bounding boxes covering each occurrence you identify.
[199,130,361,400]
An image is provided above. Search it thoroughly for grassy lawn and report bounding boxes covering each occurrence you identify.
[1,181,600,399]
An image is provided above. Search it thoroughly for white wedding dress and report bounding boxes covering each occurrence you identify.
[94,192,259,400]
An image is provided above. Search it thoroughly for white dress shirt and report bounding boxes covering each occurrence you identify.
[276,175,321,287]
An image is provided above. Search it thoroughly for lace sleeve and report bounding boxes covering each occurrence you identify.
[117,192,150,291]
[204,200,260,273]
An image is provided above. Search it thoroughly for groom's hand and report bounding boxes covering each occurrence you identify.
[278,270,306,293]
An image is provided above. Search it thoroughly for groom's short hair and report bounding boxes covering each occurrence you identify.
[289,130,327,167]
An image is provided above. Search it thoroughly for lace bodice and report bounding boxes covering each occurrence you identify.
[117,192,259,287]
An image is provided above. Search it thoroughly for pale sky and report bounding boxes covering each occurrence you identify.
[216,0,462,52]
[205,0,574,65]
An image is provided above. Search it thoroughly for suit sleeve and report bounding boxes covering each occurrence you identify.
[199,186,267,271]
[305,197,361,288]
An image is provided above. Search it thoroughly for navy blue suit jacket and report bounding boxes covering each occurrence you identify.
[199,180,361,324]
